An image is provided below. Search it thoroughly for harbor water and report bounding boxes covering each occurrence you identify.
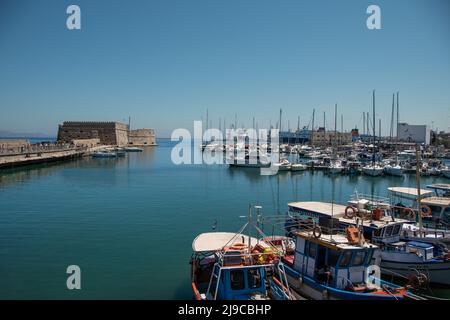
[0,139,449,299]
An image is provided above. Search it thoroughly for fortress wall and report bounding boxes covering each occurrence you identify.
[128,129,156,146]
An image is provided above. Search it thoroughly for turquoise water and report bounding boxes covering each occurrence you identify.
[0,139,449,299]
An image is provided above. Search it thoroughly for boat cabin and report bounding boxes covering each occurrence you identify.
[290,231,378,290]
[388,187,450,225]
[287,201,406,245]
[190,232,275,300]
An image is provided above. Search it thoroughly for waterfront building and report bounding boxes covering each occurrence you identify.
[397,123,431,145]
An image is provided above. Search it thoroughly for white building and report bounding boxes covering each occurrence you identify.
[397,123,430,144]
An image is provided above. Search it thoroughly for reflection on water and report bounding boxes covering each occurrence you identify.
[0,139,449,299]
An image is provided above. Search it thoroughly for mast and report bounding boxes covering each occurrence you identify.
[372,90,376,166]
[279,108,283,132]
[396,92,400,149]
[390,93,395,141]
[334,103,337,150]
[311,109,315,146]
[415,144,423,237]
[323,111,326,132]
[363,112,366,137]
[379,118,381,143]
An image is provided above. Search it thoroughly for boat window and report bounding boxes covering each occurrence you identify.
[393,224,401,236]
[352,251,366,266]
[327,249,340,266]
[230,270,245,290]
[384,225,394,237]
[339,251,352,267]
[308,242,317,259]
[247,268,261,289]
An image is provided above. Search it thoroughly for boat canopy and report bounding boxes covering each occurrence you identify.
[427,184,450,192]
[192,232,262,253]
[387,187,434,200]
[288,201,347,216]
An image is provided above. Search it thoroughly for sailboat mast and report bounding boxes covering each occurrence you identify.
[279,108,283,132]
[372,90,376,166]
[311,109,315,146]
[415,144,423,237]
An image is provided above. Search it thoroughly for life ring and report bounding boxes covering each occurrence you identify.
[419,205,432,218]
[345,206,357,219]
[230,243,247,251]
[402,208,415,220]
[312,225,322,239]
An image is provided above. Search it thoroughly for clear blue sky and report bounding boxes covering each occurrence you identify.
[0,0,449,137]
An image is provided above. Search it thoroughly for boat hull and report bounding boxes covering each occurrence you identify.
[283,262,406,300]
[380,258,450,286]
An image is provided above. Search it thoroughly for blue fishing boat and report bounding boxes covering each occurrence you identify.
[286,200,450,287]
[190,232,293,300]
[281,222,412,300]
[190,205,295,300]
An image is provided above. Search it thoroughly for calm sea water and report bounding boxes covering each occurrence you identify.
[0,139,449,299]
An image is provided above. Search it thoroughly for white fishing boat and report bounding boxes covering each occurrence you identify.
[362,164,384,177]
[286,200,450,286]
[273,158,291,171]
[290,163,307,171]
[384,164,403,177]
[388,186,450,247]
[227,154,271,168]
[329,161,344,174]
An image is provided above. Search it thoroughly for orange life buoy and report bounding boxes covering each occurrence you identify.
[230,243,247,251]
[419,205,432,218]
[402,208,415,220]
[346,226,359,244]
[345,206,357,219]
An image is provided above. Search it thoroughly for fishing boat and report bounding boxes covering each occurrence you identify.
[227,154,271,168]
[286,200,450,286]
[388,186,450,246]
[291,163,307,172]
[280,224,412,300]
[362,164,384,177]
[123,146,143,152]
[329,160,344,174]
[92,151,118,158]
[273,158,291,171]
[190,206,295,300]
[384,164,403,177]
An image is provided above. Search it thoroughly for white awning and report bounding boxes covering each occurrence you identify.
[192,232,262,253]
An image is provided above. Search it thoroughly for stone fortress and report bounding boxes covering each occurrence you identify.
[57,121,156,147]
